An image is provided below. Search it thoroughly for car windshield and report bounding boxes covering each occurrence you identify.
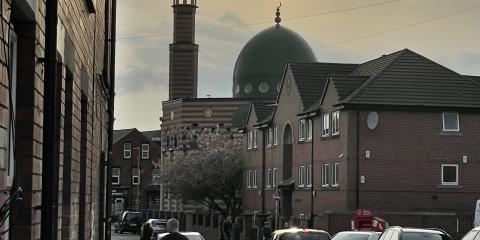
[282,232,330,240]
[151,220,166,227]
[125,213,141,222]
[185,235,204,240]
[333,233,371,240]
[403,232,448,240]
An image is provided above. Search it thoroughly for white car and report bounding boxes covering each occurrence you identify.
[158,232,206,240]
[142,219,168,237]
[332,231,382,240]
[461,227,480,240]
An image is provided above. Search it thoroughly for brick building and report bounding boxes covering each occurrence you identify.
[241,49,480,239]
[111,129,162,214]
[0,0,116,239]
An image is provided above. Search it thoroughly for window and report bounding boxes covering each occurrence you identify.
[247,170,252,189]
[298,166,306,187]
[266,169,272,189]
[441,164,458,186]
[307,119,313,141]
[321,164,330,187]
[112,168,120,185]
[267,128,273,147]
[141,143,149,159]
[124,142,132,159]
[332,111,340,136]
[272,168,278,187]
[299,119,306,141]
[273,126,278,146]
[248,131,253,150]
[132,168,140,185]
[253,130,258,149]
[442,112,459,131]
[331,163,339,187]
[306,165,312,188]
[322,113,330,137]
[253,170,258,188]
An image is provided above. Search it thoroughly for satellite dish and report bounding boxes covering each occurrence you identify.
[367,111,379,130]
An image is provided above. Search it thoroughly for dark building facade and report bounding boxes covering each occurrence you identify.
[0,0,116,239]
[241,49,480,239]
[111,129,162,214]
[169,0,199,100]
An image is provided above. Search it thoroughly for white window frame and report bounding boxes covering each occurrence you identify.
[141,143,149,159]
[123,142,132,159]
[132,168,140,185]
[253,170,258,188]
[331,163,339,187]
[306,165,312,188]
[247,170,252,189]
[321,164,330,187]
[272,168,278,187]
[267,128,273,147]
[307,119,313,141]
[273,126,278,146]
[299,119,306,142]
[442,112,459,132]
[441,164,458,186]
[266,169,272,189]
[112,168,120,185]
[322,113,330,137]
[248,131,253,150]
[253,130,258,149]
[332,111,340,136]
[298,166,306,187]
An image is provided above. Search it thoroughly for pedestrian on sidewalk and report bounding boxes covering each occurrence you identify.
[141,222,153,240]
[232,217,242,240]
[223,216,233,240]
[162,218,188,240]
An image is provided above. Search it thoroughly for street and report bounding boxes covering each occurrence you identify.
[112,231,141,240]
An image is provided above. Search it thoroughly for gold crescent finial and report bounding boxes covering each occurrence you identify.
[275,2,282,24]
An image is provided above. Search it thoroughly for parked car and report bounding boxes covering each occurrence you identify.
[379,227,451,240]
[114,211,143,234]
[158,232,206,240]
[332,231,382,240]
[141,219,168,237]
[270,228,331,240]
[461,227,480,240]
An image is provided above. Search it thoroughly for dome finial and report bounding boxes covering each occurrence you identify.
[275,2,282,24]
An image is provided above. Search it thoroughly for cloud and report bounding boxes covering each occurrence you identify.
[219,12,246,26]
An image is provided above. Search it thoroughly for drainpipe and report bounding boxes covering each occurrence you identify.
[309,117,314,228]
[355,110,360,210]
[106,0,117,239]
[41,0,59,239]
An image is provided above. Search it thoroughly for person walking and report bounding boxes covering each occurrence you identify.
[141,222,153,240]
[232,217,242,240]
[161,218,189,240]
[223,216,233,240]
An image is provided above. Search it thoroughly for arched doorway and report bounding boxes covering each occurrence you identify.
[280,124,293,224]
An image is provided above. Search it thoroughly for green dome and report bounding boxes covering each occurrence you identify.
[233,24,316,98]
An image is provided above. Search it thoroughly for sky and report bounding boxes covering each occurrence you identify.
[114,0,480,131]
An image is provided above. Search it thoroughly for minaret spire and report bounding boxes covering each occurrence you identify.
[275,2,282,24]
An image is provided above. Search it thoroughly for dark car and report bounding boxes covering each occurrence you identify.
[379,227,451,240]
[114,211,143,234]
[333,231,382,240]
[270,228,331,240]
[461,227,480,240]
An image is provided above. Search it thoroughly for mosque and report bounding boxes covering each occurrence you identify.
[160,0,315,142]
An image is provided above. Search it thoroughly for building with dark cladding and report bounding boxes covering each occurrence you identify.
[241,49,480,239]
[111,129,162,214]
[0,0,117,239]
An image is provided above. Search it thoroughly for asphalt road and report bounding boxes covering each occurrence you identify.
[112,231,141,240]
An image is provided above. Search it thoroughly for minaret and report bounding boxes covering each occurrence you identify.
[169,0,199,100]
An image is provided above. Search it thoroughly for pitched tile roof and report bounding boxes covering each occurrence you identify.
[252,102,276,124]
[288,62,358,111]
[331,75,370,101]
[113,128,135,144]
[464,75,480,85]
[342,49,480,109]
